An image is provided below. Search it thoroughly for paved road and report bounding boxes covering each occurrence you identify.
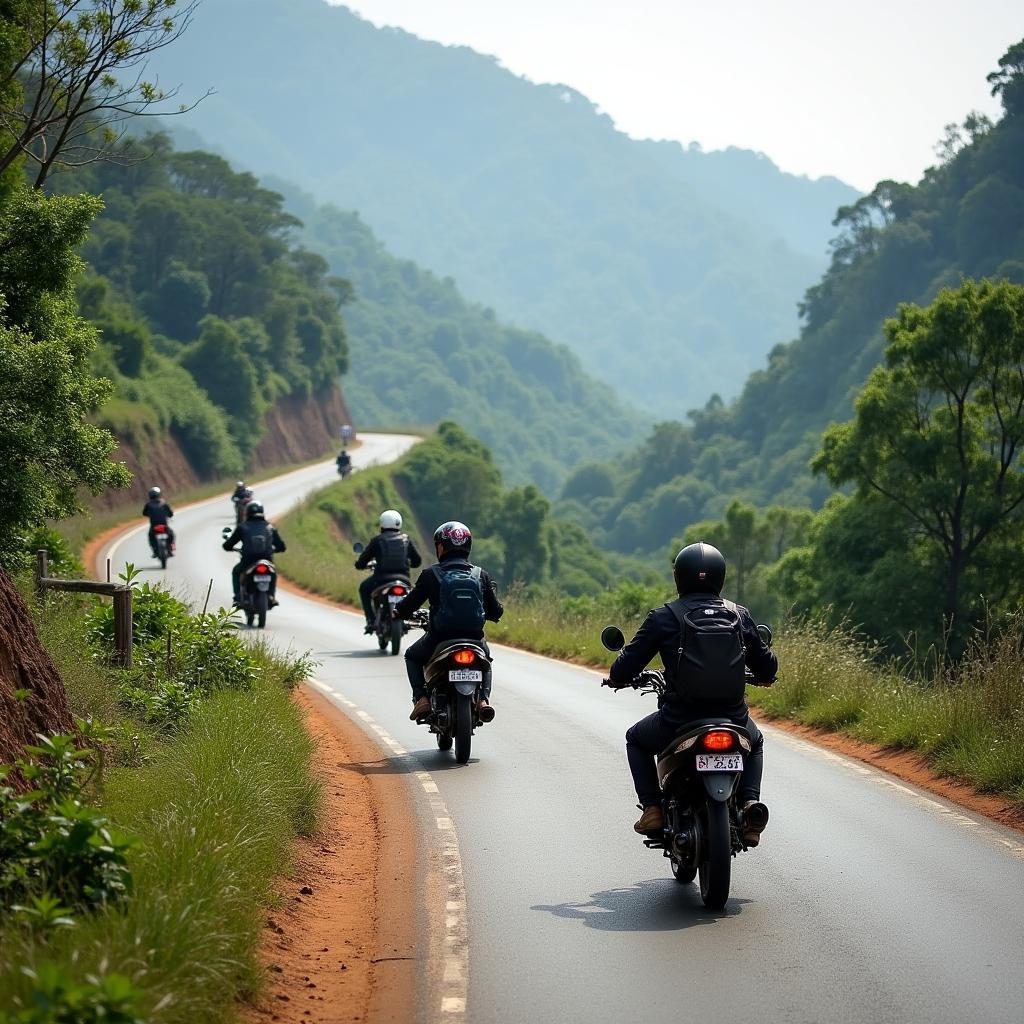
[98,437,1024,1024]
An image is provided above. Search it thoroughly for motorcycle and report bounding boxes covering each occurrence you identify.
[239,559,276,628]
[337,457,353,479]
[352,542,412,655]
[152,523,172,569]
[416,630,491,764]
[600,622,773,910]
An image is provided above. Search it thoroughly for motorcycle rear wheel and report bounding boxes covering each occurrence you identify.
[671,858,697,884]
[698,801,731,910]
[390,617,402,656]
[158,549,168,569]
[454,694,473,764]
[254,590,268,629]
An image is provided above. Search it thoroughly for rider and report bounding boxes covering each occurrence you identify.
[336,448,352,475]
[609,541,777,846]
[221,500,286,606]
[141,486,175,556]
[395,521,503,722]
[231,480,247,503]
[235,486,254,524]
[354,510,422,633]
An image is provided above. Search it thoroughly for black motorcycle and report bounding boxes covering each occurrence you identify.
[600,623,773,910]
[152,523,172,570]
[415,635,492,764]
[353,542,412,655]
[239,559,276,629]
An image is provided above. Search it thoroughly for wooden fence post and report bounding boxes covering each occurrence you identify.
[34,549,48,605]
[113,587,133,669]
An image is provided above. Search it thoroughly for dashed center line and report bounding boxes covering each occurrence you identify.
[309,678,470,1022]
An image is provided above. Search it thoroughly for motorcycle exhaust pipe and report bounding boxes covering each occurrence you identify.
[741,801,769,831]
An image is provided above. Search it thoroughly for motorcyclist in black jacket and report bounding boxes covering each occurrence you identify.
[609,542,777,846]
[354,510,422,633]
[395,521,503,722]
[222,501,286,606]
[142,486,175,557]
[336,449,352,476]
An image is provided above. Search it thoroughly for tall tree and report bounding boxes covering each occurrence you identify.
[814,279,1024,635]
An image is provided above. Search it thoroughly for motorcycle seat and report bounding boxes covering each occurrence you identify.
[426,639,490,675]
[370,577,411,599]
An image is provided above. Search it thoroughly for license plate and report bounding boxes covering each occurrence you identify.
[388,594,403,604]
[254,579,271,590]
[449,669,482,682]
[696,753,743,772]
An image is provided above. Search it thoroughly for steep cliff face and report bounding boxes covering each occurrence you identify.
[0,570,74,781]
[93,384,353,512]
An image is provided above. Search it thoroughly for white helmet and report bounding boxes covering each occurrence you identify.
[379,509,402,530]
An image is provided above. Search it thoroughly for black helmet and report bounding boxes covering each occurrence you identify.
[433,521,472,557]
[246,500,265,520]
[673,541,726,595]
[148,486,161,499]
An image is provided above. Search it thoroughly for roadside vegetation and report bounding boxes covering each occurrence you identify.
[0,574,318,1022]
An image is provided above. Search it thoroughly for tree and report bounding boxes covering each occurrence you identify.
[987,38,1024,116]
[0,0,206,186]
[683,499,765,604]
[0,187,130,562]
[493,485,550,585]
[814,279,1024,638]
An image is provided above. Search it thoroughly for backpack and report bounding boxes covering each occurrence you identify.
[431,563,486,636]
[242,521,273,558]
[666,596,747,705]
[376,533,410,575]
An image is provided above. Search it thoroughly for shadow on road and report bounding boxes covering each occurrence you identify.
[319,649,393,659]
[335,750,479,776]
[531,878,750,931]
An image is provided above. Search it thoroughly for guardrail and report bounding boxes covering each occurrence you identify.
[34,550,132,668]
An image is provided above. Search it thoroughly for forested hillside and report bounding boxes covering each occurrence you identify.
[49,136,351,482]
[278,185,644,491]
[559,43,1024,556]
[146,0,856,414]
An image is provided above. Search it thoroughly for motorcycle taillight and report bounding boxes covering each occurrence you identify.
[390,585,406,595]
[702,730,734,752]
[452,649,475,666]
[255,564,269,574]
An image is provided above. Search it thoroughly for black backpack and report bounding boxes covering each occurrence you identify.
[242,521,273,558]
[431,563,486,636]
[666,596,747,705]
[376,533,410,575]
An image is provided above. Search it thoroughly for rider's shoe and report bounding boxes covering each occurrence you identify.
[363,623,374,634]
[740,799,769,847]
[409,696,430,720]
[269,596,279,608]
[633,806,664,835]
[476,699,495,723]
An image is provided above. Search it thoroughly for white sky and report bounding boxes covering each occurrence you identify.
[337,0,1023,190]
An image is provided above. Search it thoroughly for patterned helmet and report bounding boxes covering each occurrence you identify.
[433,521,472,557]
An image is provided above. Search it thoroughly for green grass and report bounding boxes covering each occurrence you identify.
[0,587,321,1022]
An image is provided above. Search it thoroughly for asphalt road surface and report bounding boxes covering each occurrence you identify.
[98,435,1024,1024]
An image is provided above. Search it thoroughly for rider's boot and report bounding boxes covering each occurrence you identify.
[633,805,664,836]
[740,799,769,847]
[477,699,495,723]
[409,696,430,720]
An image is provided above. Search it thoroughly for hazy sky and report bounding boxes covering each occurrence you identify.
[338,0,1022,191]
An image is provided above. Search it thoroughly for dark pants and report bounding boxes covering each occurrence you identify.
[625,709,763,809]
[359,574,395,624]
[148,525,175,554]
[405,632,492,701]
[232,560,277,604]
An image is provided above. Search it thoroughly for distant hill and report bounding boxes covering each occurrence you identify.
[147,0,857,415]
[554,41,1024,554]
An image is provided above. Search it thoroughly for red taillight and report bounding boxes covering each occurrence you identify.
[154,525,167,533]
[390,585,406,595]
[452,649,475,666]
[255,564,270,574]
[702,731,734,752]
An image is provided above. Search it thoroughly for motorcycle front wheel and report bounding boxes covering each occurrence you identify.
[454,694,473,764]
[390,617,402,656]
[698,801,731,910]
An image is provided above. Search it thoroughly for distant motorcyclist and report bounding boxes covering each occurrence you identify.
[231,480,247,503]
[610,542,777,846]
[354,510,422,633]
[142,486,175,557]
[222,500,286,606]
[395,521,503,722]
[235,486,254,524]
[336,449,352,476]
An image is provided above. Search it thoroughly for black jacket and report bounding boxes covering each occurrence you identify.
[142,499,173,526]
[610,593,777,722]
[394,555,503,636]
[354,531,422,576]
[222,519,286,566]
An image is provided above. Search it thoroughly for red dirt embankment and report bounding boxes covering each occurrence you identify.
[0,569,74,783]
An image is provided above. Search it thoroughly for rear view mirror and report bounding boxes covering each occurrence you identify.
[353,542,364,554]
[221,526,232,540]
[601,625,626,652]
[757,624,773,648]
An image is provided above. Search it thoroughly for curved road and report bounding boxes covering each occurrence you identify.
[98,435,1024,1024]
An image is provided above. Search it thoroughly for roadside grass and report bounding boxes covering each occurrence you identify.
[277,478,1024,807]
[0,585,321,1022]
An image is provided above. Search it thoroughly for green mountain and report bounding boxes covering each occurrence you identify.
[557,42,1024,555]
[277,183,644,492]
[146,0,857,415]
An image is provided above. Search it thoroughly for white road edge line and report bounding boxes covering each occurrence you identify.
[308,677,470,1023]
